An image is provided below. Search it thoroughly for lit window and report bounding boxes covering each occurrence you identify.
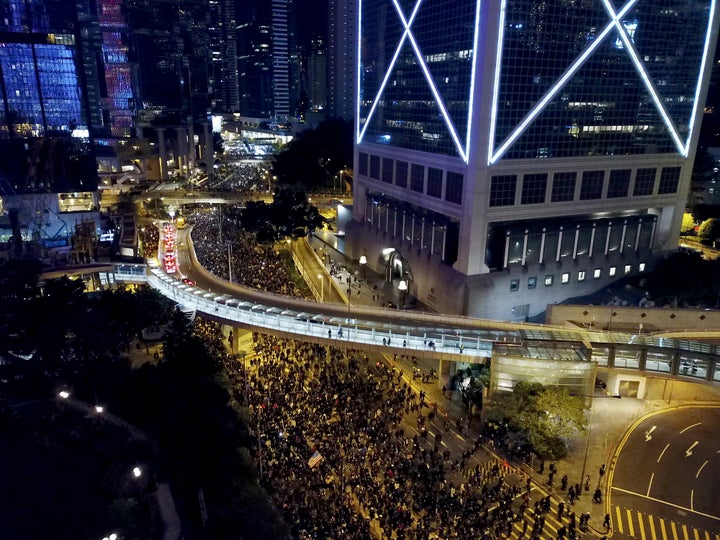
[624,265,632,274]
[593,269,601,279]
[545,275,554,286]
[578,271,586,282]
[639,262,646,272]
[510,279,519,291]
[528,277,537,289]
[561,273,570,284]
[609,266,617,277]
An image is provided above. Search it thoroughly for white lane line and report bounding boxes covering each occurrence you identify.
[647,472,655,497]
[681,422,702,434]
[691,489,695,512]
[658,443,671,463]
[696,460,709,479]
[611,486,720,522]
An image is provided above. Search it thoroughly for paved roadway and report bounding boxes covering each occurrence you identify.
[610,406,720,540]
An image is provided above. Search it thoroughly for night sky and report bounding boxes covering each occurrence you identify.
[296,0,329,46]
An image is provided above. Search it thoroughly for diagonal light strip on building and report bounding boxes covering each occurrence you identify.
[683,0,717,156]
[600,0,686,156]
[490,0,640,164]
[395,0,468,162]
[357,0,424,144]
[465,0,483,162]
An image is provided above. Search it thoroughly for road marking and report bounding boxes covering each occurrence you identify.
[691,489,695,511]
[617,506,624,533]
[638,511,647,540]
[696,460,709,479]
[683,524,690,540]
[672,521,679,540]
[659,443,671,463]
[681,422,702,434]
[646,425,657,441]
[686,441,700,457]
[695,528,700,540]
[649,514,658,540]
[648,472,655,497]
[628,509,636,537]
[660,518,668,540]
[611,486,720,522]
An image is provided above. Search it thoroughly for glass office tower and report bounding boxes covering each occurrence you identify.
[352,0,719,320]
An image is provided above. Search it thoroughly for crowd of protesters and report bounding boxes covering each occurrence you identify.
[203,163,269,192]
[188,208,302,297]
[208,328,584,540]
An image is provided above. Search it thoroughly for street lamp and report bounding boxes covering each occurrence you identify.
[359,255,367,278]
[132,466,142,478]
[398,280,408,309]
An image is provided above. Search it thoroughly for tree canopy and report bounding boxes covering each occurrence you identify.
[239,186,326,243]
[487,381,587,459]
[271,118,353,190]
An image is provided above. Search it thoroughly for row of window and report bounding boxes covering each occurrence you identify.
[358,152,464,205]
[509,263,646,291]
[490,167,681,207]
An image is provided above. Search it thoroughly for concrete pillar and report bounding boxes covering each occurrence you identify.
[186,117,196,170]
[202,122,213,171]
[156,127,168,180]
[438,358,452,391]
[175,127,187,174]
[230,326,240,353]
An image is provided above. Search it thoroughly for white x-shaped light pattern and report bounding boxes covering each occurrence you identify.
[357,0,481,163]
[489,0,717,165]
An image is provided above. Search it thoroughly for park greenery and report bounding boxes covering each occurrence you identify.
[486,381,588,459]
[0,260,288,539]
[227,185,327,244]
[271,118,353,191]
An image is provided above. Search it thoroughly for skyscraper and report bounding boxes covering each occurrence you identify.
[328,0,357,119]
[236,0,295,120]
[308,37,327,111]
[0,0,93,138]
[351,0,720,320]
[208,0,239,113]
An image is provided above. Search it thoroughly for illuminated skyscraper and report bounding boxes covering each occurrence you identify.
[237,0,295,120]
[351,0,720,320]
[0,0,92,137]
[328,0,357,119]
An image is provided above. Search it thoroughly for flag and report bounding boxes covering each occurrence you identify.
[308,450,324,469]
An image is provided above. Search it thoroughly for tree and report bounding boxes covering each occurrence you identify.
[681,212,696,235]
[697,218,720,241]
[239,186,326,243]
[271,118,353,190]
[488,381,587,459]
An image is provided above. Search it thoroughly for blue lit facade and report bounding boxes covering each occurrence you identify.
[352,0,720,320]
[0,36,86,137]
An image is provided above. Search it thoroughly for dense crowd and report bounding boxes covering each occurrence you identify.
[216,330,580,540]
[203,163,268,192]
[189,208,302,297]
[138,222,159,258]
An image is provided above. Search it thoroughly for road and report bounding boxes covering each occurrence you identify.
[610,406,720,540]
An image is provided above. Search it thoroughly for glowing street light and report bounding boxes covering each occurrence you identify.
[94,405,104,414]
[132,466,142,478]
[398,280,408,309]
[359,255,367,277]
[58,390,70,399]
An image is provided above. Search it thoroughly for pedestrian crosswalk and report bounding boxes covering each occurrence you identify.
[612,505,720,540]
